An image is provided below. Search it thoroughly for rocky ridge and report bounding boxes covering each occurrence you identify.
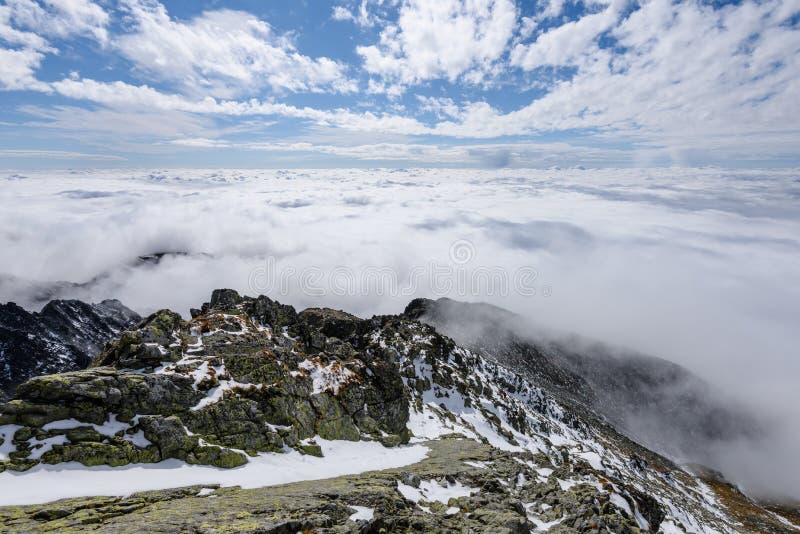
[0,290,796,533]
[403,297,760,464]
[0,299,140,402]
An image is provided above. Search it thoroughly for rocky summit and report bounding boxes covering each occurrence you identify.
[0,290,796,533]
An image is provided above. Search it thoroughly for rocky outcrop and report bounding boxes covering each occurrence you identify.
[0,299,140,400]
[0,290,410,472]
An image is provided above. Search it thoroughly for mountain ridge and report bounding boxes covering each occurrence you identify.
[0,298,140,402]
[403,297,761,466]
[0,290,795,532]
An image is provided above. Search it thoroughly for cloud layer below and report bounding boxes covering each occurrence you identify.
[1,167,799,501]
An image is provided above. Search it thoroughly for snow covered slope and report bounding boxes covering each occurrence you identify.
[403,297,761,470]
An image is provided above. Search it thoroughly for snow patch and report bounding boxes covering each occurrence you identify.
[556,477,602,492]
[40,415,153,449]
[576,450,604,471]
[610,492,633,515]
[407,404,478,442]
[0,425,22,462]
[524,502,565,532]
[190,362,263,411]
[297,359,356,395]
[44,415,129,435]
[348,505,374,521]
[396,478,478,511]
[660,518,687,534]
[536,466,554,477]
[0,440,429,506]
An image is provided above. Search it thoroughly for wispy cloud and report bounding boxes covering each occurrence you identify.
[0,149,124,160]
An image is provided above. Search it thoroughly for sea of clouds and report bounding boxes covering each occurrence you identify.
[1,167,799,498]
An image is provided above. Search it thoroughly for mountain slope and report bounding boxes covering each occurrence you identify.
[0,290,795,532]
[403,297,760,465]
[0,299,140,401]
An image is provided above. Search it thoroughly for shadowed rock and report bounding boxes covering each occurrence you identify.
[0,299,140,400]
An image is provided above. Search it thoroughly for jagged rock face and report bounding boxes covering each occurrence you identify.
[0,299,140,401]
[0,290,793,533]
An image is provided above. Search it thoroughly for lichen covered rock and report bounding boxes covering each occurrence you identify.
[0,290,411,471]
[93,310,185,369]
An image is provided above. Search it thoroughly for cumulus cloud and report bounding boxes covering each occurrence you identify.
[509,0,625,69]
[357,0,517,92]
[0,46,48,91]
[0,0,108,91]
[3,0,109,44]
[416,95,461,119]
[0,4,50,50]
[115,0,355,98]
[331,6,355,22]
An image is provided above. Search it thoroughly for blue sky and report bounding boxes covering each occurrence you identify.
[0,0,798,168]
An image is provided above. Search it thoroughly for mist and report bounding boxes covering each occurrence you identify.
[1,167,799,500]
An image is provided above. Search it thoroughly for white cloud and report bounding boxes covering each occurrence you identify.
[331,0,386,27]
[539,0,568,20]
[19,104,222,142]
[49,77,435,136]
[166,137,644,167]
[510,0,624,69]
[0,46,49,91]
[115,0,355,98]
[3,0,109,44]
[416,95,461,119]
[447,0,800,157]
[0,148,124,159]
[506,0,800,137]
[331,6,355,22]
[2,0,798,164]
[0,4,50,50]
[0,0,109,91]
[45,52,799,164]
[357,0,517,91]
[168,137,235,149]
